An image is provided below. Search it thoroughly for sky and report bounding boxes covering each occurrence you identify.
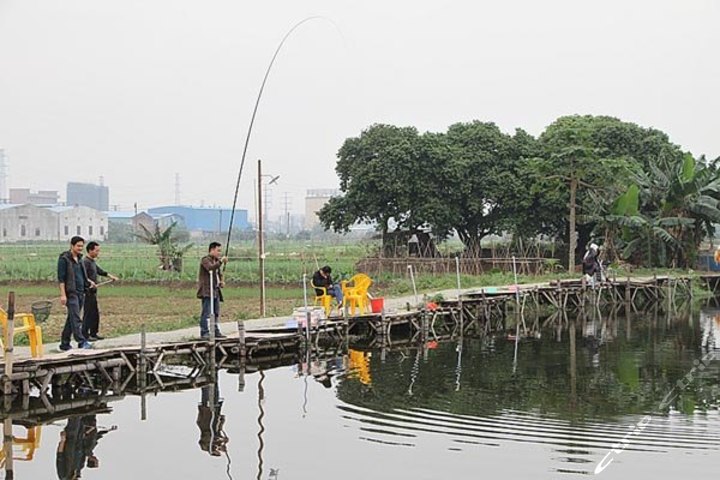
[0,0,718,220]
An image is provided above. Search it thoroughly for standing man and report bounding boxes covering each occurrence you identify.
[82,241,118,341]
[58,236,94,350]
[197,242,228,339]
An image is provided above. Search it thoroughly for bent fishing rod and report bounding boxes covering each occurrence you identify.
[223,16,327,267]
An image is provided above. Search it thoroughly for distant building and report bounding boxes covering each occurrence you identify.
[67,182,109,211]
[9,188,59,205]
[148,206,249,234]
[0,204,57,242]
[304,189,339,230]
[0,204,107,242]
[47,205,109,241]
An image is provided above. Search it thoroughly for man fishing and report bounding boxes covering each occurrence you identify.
[197,242,228,339]
[312,265,343,305]
[582,243,602,285]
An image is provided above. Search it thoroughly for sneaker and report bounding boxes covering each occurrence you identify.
[79,342,94,350]
[59,344,72,352]
[88,335,104,341]
[215,332,227,339]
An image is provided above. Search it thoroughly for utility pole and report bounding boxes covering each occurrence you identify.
[257,160,265,317]
[282,192,292,238]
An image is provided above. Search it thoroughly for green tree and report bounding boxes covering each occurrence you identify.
[531,115,667,272]
[319,124,427,248]
[135,222,194,272]
[627,153,720,267]
[424,121,530,255]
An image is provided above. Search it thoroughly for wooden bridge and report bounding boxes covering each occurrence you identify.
[0,274,717,420]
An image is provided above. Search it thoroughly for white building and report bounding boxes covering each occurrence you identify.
[0,204,57,242]
[0,204,108,243]
[49,206,108,241]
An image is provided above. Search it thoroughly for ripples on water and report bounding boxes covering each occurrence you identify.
[3,308,720,479]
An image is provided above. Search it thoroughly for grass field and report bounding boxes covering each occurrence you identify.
[0,240,373,283]
[0,240,707,345]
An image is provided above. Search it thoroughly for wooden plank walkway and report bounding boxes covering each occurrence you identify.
[0,273,716,419]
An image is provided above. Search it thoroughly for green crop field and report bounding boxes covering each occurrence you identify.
[0,240,375,284]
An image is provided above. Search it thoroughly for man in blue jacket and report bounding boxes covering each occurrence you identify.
[58,236,95,350]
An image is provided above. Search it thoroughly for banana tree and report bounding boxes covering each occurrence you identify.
[135,222,194,272]
[632,153,720,267]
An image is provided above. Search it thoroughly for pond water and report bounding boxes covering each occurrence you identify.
[4,307,720,479]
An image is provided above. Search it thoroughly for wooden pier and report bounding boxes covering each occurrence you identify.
[0,274,717,420]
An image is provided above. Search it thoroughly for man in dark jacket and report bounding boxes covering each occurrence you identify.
[312,265,343,304]
[58,236,94,350]
[197,242,228,339]
[82,241,118,341]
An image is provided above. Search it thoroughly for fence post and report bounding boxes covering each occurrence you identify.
[3,292,15,397]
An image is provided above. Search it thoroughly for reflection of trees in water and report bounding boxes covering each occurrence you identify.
[336,311,719,421]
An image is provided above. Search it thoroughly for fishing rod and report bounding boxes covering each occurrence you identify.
[224,16,328,265]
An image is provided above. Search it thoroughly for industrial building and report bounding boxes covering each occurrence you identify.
[9,188,59,205]
[0,204,108,243]
[148,206,249,234]
[67,182,109,211]
[304,189,339,230]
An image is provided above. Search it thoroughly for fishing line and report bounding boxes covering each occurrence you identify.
[224,16,345,262]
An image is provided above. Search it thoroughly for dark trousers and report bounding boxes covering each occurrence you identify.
[61,294,86,346]
[82,292,100,338]
[200,296,222,337]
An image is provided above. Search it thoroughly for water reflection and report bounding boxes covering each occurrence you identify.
[56,414,116,479]
[196,383,229,457]
[1,306,719,479]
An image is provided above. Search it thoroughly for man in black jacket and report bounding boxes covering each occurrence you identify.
[312,265,343,304]
[82,241,118,341]
[58,236,95,350]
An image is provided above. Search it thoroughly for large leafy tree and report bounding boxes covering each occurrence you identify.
[528,115,684,272]
[425,121,528,255]
[319,124,426,239]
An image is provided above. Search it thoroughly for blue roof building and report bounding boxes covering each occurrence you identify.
[147,206,249,233]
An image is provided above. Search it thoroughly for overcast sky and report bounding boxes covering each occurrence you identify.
[1,0,718,218]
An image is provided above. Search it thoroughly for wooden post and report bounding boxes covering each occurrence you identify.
[625,277,631,303]
[302,273,311,345]
[237,320,246,392]
[237,320,246,356]
[258,159,266,317]
[140,324,147,421]
[3,292,15,397]
[3,416,13,479]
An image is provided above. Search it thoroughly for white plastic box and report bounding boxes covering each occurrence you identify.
[292,306,326,327]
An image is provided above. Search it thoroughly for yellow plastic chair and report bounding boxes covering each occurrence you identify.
[0,308,43,358]
[310,281,334,317]
[348,349,372,386]
[342,274,373,315]
[0,426,42,467]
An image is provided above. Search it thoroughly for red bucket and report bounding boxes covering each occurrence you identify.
[370,297,384,313]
